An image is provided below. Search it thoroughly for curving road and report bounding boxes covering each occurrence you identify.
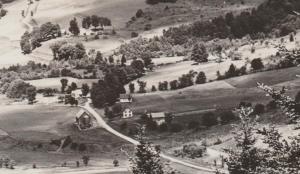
[82,99,228,174]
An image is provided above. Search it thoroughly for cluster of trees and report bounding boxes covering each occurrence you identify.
[50,41,86,60]
[146,0,177,5]
[129,70,207,93]
[191,44,209,63]
[82,15,112,29]
[174,143,207,159]
[5,79,36,104]
[20,22,61,54]
[217,64,247,80]
[118,37,182,61]
[90,70,126,108]
[163,0,300,43]
[59,78,79,106]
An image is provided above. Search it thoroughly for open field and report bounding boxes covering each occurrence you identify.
[131,66,300,113]
[0,0,148,67]
[26,77,98,90]
[0,104,131,167]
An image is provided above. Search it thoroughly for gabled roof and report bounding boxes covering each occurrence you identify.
[76,109,89,118]
[150,112,165,119]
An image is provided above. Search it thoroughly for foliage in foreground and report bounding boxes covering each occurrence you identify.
[129,127,175,174]
[225,83,300,174]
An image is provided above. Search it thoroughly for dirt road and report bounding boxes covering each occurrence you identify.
[82,99,228,174]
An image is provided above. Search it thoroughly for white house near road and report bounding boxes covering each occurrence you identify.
[122,108,133,119]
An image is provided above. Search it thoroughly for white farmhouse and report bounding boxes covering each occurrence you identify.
[122,108,133,119]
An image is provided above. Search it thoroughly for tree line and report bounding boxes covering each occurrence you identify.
[163,0,300,44]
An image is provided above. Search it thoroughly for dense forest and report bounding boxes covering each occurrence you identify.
[163,0,300,44]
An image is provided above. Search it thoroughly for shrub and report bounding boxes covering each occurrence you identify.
[251,58,264,70]
[182,143,206,159]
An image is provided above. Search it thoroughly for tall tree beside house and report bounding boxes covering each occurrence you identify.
[91,80,107,108]
[195,71,207,84]
[191,44,208,63]
[69,18,80,36]
[60,78,68,93]
[81,83,90,96]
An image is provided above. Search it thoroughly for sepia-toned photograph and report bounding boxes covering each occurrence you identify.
[0,0,299,173]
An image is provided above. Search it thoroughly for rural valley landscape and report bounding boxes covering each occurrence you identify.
[0,0,300,174]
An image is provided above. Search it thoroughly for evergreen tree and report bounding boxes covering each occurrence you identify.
[225,107,262,174]
[151,85,157,92]
[69,18,80,36]
[195,71,207,84]
[60,78,68,93]
[225,64,237,78]
[129,127,164,174]
[129,82,135,93]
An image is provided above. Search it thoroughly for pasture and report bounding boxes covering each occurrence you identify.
[26,77,98,90]
[131,66,300,113]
